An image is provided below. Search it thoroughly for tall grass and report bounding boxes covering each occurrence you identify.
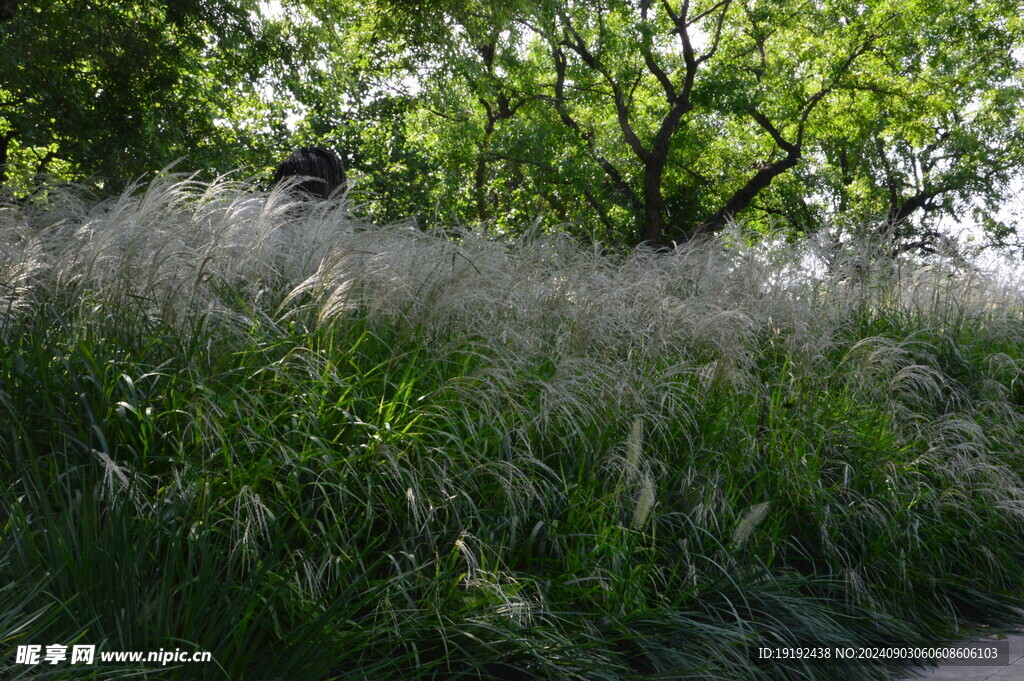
[2,174,1023,680]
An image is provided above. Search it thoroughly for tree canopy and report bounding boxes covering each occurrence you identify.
[0,0,279,190]
[2,0,1022,251]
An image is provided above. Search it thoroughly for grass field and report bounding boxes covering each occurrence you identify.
[2,174,1024,680]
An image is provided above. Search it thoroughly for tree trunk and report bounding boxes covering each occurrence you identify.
[0,134,10,187]
[641,163,668,245]
[474,155,489,225]
[0,0,11,190]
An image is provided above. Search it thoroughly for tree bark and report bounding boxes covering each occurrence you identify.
[0,133,10,187]
[641,162,668,245]
[475,109,495,225]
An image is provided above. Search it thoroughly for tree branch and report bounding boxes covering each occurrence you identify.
[550,42,642,213]
[557,14,651,164]
[639,0,676,101]
[695,0,731,65]
[694,152,801,236]
[687,0,731,27]
[750,109,798,155]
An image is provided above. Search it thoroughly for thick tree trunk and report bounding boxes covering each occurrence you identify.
[639,103,690,246]
[640,163,668,246]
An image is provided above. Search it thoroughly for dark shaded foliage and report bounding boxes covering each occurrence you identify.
[0,0,16,23]
[272,146,346,200]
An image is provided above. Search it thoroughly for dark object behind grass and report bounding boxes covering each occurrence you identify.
[272,146,346,200]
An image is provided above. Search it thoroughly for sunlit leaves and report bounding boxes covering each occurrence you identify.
[4,0,1020,251]
[0,0,274,190]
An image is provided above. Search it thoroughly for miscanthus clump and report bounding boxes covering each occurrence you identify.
[3,174,1023,681]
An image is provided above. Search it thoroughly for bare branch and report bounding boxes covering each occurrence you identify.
[423,106,471,123]
[696,107,803,235]
[695,152,801,236]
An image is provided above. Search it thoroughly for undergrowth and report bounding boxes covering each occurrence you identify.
[2,174,1023,679]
